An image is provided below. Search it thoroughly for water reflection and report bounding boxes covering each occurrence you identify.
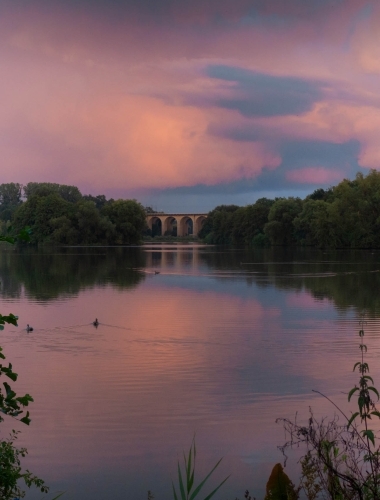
[2,245,380,316]
[145,245,380,316]
[0,246,146,301]
[0,245,380,499]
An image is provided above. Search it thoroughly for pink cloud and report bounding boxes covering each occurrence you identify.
[0,1,379,196]
[286,167,344,185]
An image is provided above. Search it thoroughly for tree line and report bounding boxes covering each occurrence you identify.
[0,182,146,245]
[199,170,380,248]
[3,170,380,247]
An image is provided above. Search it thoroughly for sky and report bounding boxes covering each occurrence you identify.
[1,0,380,212]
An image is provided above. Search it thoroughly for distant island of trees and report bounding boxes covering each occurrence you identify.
[2,171,380,247]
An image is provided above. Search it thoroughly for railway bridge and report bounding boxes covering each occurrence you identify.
[146,213,208,237]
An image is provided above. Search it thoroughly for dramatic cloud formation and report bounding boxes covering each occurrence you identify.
[204,65,324,117]
[0,0,379,208]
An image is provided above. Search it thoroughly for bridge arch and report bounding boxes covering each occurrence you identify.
[163,216,177,236]
[149,216,162,236]
[146,213,208,238]
[178,216,193,236]
[194,215,206,235]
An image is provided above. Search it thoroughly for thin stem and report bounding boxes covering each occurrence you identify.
[360,317,377,496]
[312,390,367,448]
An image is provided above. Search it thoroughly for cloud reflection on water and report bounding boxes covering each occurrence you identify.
[0,246,379,499]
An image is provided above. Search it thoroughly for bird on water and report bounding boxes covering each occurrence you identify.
[26,324,33,332]
[93,318,99,327]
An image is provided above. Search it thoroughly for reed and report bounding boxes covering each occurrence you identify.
[172,438,229,500]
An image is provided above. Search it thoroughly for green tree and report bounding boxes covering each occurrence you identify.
[144,206,156,214]
[264,198,303,246]
[102,199,146,244]
[75,200,116,244]
[13,193,74,244]
[231,198,274,245]
[198,205,240,244]
[293,199,338,247]
[306,187,334,202]
[0,183,23,222]
[49,215,79,245]
[24,183,82,203]
[82,194,111,210]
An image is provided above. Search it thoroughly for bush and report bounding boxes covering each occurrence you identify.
[277,316,380,499]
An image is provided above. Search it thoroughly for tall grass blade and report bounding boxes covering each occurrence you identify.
[172,481,179,500]
[186,443,193,493]
[202,475,230,500]
[178,461,186,500]
[189,457,224,500]
[189,468,195,493]
[173,439,228,500]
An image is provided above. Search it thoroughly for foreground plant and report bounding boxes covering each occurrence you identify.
[172,438,229,500]
[0,230,62,499]
[277,316,380,500]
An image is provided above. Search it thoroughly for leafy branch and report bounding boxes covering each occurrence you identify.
[0,229,58,499]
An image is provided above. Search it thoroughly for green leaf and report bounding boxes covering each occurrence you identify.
[363,375,374,384]
[186,446,193,493]
[189,469,195,494]
[371,411,380,419]
[368,386,380,400]
[172,482,179,500]
[3,381,13,397]
[202,475,230,500]
[16,227,31,242]
[178,462,186,500]
[189,457,223,500]
[363,429,375,446]
[353,362,361,371]
[348,387,359,402]
[0,236,15,243]
[20,411,31,425]
[347,412,359,429]
[16,394,34,406]
[2,368,17,382]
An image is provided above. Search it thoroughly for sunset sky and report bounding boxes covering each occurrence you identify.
[1,0,380,211]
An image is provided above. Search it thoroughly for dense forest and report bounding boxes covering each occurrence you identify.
[0,182,146,245]
[199,170,380,248]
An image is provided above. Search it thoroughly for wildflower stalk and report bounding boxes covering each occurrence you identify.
[277,316,380,500]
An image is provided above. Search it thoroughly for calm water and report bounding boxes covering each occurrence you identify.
[1,244,380,499]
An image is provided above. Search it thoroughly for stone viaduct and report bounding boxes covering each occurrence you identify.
[146,213,208,237]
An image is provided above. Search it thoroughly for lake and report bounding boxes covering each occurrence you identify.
[1,244,380,499]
